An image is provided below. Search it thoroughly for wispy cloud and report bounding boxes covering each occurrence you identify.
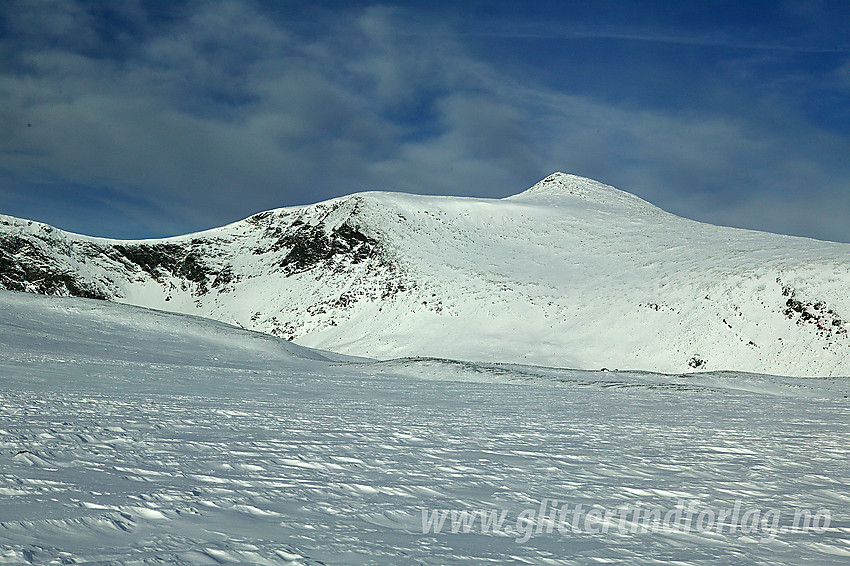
[1,1,849,241]
[455,22,850,53]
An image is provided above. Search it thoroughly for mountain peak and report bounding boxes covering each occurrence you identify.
[509,172,657,212]
[520,172,613,196]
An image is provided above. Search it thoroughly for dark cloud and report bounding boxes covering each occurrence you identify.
[1,0,849,242]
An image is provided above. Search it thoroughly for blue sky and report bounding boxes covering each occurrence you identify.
[2,1,850,241]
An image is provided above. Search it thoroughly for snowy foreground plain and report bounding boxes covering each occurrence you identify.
[2,291,849,564]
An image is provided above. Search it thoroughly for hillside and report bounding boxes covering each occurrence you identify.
[2,173,849,376]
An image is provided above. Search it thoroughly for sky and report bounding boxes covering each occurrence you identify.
[1,0,850,241]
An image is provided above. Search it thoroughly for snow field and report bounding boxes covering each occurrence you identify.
[1,292,849,564]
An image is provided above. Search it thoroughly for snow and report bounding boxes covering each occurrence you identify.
[508,172,662,212]
[2,290,849,564]
[3,173,850,376]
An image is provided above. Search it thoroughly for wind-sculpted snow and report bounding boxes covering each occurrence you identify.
[1,291,849,564]
[2,173,850,375]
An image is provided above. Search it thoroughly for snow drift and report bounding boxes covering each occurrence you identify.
[3,291,848,564]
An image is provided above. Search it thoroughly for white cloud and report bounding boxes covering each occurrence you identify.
[2,1,850,241]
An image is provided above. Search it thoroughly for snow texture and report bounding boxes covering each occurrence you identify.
[1,290,849,564]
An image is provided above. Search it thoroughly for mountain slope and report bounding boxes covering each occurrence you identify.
[2,173,849,375]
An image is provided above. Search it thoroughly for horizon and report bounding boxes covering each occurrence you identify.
[3,170,847,245]
[2,1,850,242]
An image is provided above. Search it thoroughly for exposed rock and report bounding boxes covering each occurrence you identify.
[0,235,109,300]
[279,222,378,275]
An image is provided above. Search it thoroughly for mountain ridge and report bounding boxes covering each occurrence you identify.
[2,173,849,376]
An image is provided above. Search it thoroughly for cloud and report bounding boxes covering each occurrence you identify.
[1,0,850,242]
[1,1,534,230]
[836,59,850,89]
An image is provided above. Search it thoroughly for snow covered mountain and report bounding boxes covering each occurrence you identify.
[2,172,849,376]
